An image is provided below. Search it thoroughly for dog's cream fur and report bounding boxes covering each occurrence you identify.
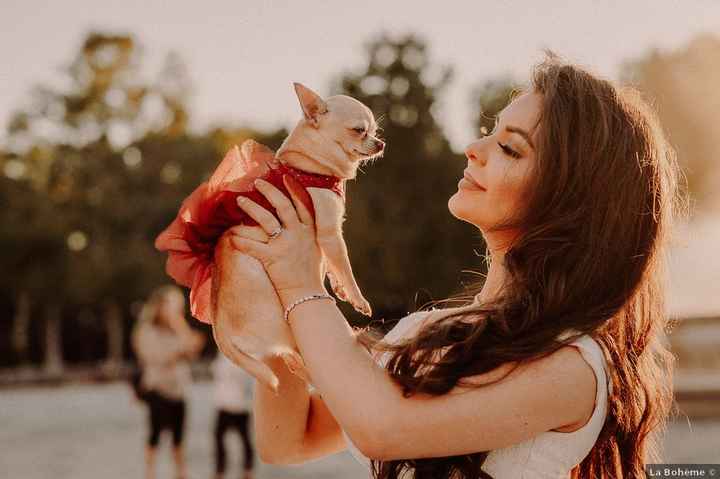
[211,84,384,393]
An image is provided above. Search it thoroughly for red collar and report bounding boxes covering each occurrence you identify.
[273,161,346,200]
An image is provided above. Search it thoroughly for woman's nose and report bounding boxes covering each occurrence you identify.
[464,140,486,166]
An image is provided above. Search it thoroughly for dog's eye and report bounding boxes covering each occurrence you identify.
[351,127,366,135]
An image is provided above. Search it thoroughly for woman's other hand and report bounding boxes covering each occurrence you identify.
[229,176,326,305]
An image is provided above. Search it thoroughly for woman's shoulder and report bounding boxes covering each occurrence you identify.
[381,310,429,341]
[557,332,612,383]
[567,333,614,396]
[382,305,478,342]
[546,332,613,432]
[369,310,435,364]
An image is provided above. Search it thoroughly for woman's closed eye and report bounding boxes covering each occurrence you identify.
[498,142,522,159]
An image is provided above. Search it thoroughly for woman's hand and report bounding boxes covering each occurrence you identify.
[229,176,327,306]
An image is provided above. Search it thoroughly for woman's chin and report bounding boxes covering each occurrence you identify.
[448,193,480,226]
[447,192,461,217]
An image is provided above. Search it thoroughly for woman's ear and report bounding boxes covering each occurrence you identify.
[293,82,328,128]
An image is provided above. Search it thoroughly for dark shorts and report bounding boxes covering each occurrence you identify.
[145,391,186,447]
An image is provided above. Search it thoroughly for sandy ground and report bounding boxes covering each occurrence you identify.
[0,382,717,479]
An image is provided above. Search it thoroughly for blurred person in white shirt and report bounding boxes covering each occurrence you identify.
[212,352,256,479]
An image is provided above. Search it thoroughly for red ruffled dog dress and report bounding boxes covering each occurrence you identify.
[155,140,344,324]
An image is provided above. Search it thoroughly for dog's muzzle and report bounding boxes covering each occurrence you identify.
[369,138,385,155]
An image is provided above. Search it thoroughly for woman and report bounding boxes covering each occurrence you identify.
[223,54,682,478]
[132,285,206,479]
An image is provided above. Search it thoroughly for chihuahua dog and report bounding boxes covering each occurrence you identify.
[211,84,384,393]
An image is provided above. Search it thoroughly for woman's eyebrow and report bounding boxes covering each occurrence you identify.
[505,125,535,150]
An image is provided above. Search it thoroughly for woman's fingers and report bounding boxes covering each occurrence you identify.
[226,224,269,243]
[236,195,282,235]
[254,179,300,227]
[283,175,315,226]
[229,235,271,262]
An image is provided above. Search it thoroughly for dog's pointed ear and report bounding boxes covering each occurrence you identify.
[293,83,328,128]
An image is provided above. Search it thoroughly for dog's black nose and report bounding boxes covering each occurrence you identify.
[375,139,385,152]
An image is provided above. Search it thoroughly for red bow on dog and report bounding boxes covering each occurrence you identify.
[155,140,344,323]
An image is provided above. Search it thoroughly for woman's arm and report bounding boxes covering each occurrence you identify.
[230,178,598,461]
[268,297,597,460]
[168,315,206,359]
[253,355,347,464]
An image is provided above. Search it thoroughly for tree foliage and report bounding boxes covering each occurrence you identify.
[471,76,518,137]
[7,30,712,368]
[334,34,483,320]
[0,32,282,366]
[620,33,720,207]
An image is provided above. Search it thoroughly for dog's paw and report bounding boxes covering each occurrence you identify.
[352,297,372,317]
[328,272,349,301]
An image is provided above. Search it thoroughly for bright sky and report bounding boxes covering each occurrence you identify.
[2,0,720,317]
[2,0,720,151]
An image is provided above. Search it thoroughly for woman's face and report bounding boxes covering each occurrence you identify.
[156,291,184,326]
[448,91,541,234]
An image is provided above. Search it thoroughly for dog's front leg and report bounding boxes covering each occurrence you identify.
[307,188,372,316]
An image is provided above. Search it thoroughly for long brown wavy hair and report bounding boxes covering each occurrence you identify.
[355,52,684,478]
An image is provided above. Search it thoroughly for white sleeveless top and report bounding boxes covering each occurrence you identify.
[341,310,613,478]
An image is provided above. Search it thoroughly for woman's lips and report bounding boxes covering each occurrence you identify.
[460,171,486,191]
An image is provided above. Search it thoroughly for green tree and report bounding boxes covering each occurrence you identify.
[0,32,213,369]
[1,33,292,370]
[7,32,190,153]
[471,76,519,137]
[333,34,482,321]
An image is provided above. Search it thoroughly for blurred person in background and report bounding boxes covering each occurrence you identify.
[132,285,206,479]
[212,352,256,479]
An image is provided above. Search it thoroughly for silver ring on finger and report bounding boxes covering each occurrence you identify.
[268,227,283,240]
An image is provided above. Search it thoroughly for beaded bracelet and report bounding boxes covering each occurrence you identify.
[284,293,336,323]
